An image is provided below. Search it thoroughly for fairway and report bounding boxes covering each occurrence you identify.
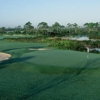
[0,41,100,100]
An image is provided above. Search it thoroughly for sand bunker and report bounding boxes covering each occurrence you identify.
[0,52,11,62]
[28,48,49,51]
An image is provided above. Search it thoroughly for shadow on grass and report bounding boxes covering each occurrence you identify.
[2,48,25,52]
[19,75,78,100]
[0,56,35,69]
[76,57,100,75]
[2,46,45,52]
[19,57,100,100]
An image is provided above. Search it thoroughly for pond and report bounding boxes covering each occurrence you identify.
[69,36,100,52]
[69,36,89,41]
[89,48,100,52]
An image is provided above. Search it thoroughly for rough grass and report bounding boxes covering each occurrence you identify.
[0,41,100,100]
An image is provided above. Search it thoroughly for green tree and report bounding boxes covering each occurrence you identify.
[84,22,94,33]
[52,22,61,35]
[73,23,78,34]
[37,22,48,29]
[94,22,99,32]
[37,22,48,35]
[67,23,73,34]
[0,27,6,34]
[59,25,67,36]
[24,22,34,34]
[16,25,22,30]
[14,25,22,34]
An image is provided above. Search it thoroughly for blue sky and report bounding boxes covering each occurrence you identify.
[0,0,100,27]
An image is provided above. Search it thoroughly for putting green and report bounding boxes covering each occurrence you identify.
[21,49,100,68]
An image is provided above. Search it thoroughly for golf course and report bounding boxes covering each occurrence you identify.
[0,36,100,100]
[1,0,100,99]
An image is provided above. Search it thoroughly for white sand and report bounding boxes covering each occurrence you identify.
[28,48,49,51]
[0,52,11,62]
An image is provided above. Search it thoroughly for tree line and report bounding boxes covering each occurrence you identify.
[0,22,100,36]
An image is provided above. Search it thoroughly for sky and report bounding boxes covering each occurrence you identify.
[0,0,100,28]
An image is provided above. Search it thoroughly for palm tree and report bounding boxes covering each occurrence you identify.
[73,23,78,33]
[67,23,72,34]
[84,23,89,33]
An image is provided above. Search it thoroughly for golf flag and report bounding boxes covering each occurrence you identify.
[86,47,89,59]
[87,47,89,53]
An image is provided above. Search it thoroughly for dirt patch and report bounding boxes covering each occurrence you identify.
[0,52,11,62]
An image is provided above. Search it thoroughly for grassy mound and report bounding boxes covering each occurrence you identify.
[21,49,100,68]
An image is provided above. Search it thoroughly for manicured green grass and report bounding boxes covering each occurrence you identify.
[0,40,100,100]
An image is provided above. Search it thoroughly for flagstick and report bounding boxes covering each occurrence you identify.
[87,47,89,59]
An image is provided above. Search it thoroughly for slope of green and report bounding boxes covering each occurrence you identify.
[21,49,100,68]
[0,41,100,100]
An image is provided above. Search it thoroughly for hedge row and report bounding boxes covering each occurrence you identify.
[3,37,100,53]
